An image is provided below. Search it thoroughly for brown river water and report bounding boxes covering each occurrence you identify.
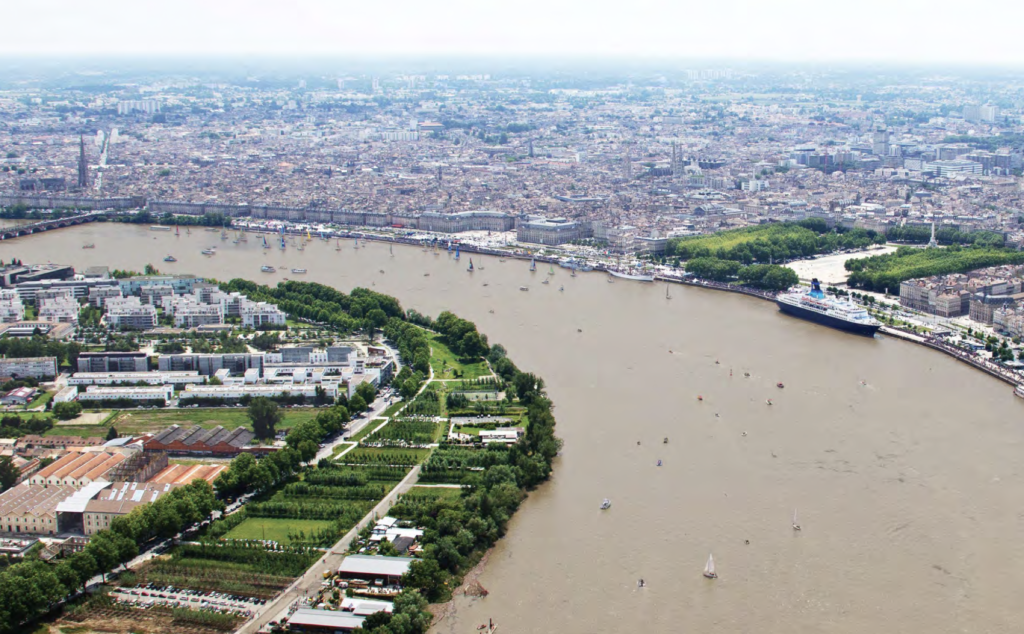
[4,224,1024,634]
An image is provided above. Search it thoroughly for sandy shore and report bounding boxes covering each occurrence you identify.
[428,548,494,628]
[785,245,897,284]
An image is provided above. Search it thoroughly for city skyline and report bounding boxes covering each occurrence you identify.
[4,0,1024,66]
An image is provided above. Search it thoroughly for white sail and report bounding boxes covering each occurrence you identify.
[703,553,717,578]
[792,509,801,530]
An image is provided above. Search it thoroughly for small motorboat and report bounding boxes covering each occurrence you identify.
[600,499,611,510]
[766,399,773,406]
[201,249,215,255]
[559,286,564,292]
[663,438,669,444]
[656,459,662,467]
[82,243,95,249]
[744,372,750,378]
[777,382,785,389]
[577,328,582,333]
[163,255,177,262]
[424,273,430,277]
[697,395,703,401]
[542,279,549,285]
[520,286,529,291]
[291,268,307,274]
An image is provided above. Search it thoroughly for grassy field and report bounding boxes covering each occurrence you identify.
[404,486,464,499]
[224,517,333,544]
[428,334,490,380]
[45,407,321,437]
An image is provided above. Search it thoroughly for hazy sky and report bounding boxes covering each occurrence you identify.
[4,0,1022,66]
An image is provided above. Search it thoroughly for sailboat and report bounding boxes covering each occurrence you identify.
[571,268,577,278]
[336,239,341,251]
[548,265,555,276]
[455,245,461,261]
[703,554,718,579]
[468,258,474,272]
[262,235,270,249]
[792,510,802,531]
[666,284,672,299]
[530,258,536,272]
[186,227,190,235]
[175,225,180,236]
[390,244,394,257]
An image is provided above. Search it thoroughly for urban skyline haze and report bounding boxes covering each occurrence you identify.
[4,0,1024,67]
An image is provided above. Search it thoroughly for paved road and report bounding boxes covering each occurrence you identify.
[236,465,423,634]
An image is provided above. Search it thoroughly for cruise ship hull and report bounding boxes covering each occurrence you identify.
[776,300,880,336]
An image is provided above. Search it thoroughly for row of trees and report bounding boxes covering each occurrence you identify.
[433,311,490,359]
[214,447,303,498]
[684,257,799,291]
[0,335,81,370]
[0,481,220,633]
[845,245,1024,292]
[396,358,560,603]
[667,220,885,264]
[284,406,351,462]
[886,225,1005,248]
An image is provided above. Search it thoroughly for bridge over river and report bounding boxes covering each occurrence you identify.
[0,211,109,240]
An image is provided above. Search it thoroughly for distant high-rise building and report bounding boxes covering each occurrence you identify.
[528,139,534,158]
[624,149,633,180]
[297,79,306,89]
[872,128,890,156]
[372,77,380,93]
[77,135,89,189]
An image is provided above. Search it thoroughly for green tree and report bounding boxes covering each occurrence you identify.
[52,401,83,421]
[247,397,283,440]
[0,456,19,493]
[106,426,119,441]
[355,381,377,406]
[349,394,367,413]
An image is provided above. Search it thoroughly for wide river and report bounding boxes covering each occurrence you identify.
[5,224,1024,633]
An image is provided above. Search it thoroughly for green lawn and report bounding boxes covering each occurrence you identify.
[428,334,491,380]
[112,408,319,433]
[224,517,333,544]
[349,419,387,442]
[46,407,321,437]
[381,400,406,418]
[25,391,53,410]
[405,486,464,499]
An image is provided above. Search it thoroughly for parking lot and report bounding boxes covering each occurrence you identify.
[111,583,267,617]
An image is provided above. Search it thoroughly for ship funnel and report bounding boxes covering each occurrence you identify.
[811,278,822,292]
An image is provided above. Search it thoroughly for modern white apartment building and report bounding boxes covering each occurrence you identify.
[181,383,337,401]
[68,371,203,387]
[105,297,158,330]
[0,356,58,379]
[241,302,287,328]
[77,385,174,405]
[37,289,79,324]
[0,289,24,322]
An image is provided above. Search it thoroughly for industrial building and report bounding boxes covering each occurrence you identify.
[142,425,255,457]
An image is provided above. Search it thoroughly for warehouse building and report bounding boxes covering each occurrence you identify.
[143,425,255,457]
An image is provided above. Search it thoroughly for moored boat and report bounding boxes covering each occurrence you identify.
[776,278,880,336]
[163,255,177,262]
[260,265,276,273]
